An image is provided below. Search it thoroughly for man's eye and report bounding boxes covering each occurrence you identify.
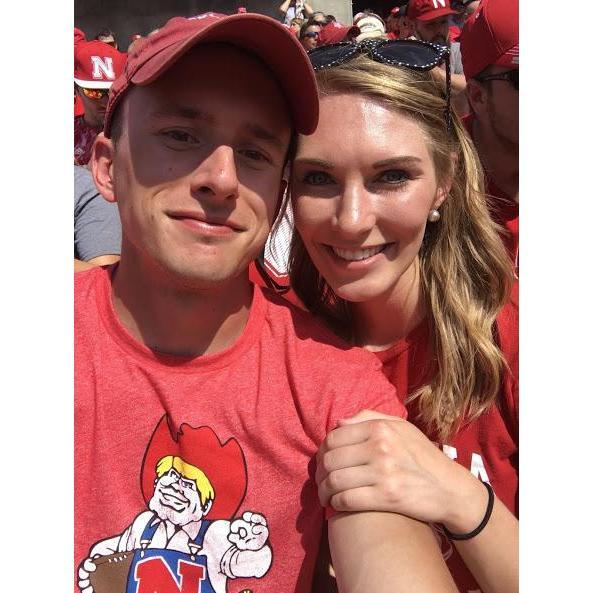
[164,130,196,143]
[240,149,270,163]
[302,171,331,185]
[380,170,409,184]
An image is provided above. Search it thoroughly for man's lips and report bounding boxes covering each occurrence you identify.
[168,211,244,235]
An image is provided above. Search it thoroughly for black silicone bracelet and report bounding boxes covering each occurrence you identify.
[442,481,495,541]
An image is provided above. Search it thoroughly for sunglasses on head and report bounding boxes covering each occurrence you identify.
[79,87,110,100]
[308,39,452,129]
[475,69,519,91]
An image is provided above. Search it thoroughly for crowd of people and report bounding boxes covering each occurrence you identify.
[74,1,519,593]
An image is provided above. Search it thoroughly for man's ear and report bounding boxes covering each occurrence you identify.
[466,79,488,116]
[91,133,117,204]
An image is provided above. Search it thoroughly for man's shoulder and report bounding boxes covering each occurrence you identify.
[259,287,382,369]
[75,265,109,306]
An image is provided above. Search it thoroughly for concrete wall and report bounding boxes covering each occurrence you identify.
[74,0,422,51]
[76,1,286,50]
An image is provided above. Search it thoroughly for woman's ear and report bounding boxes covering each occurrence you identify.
[432,152,458,210]
[91,133,117,204]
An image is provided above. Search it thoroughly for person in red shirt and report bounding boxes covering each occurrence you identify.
[460,0,519,269]
[74,40,126,166]
[291,40,518,593]
[75,13,460,593]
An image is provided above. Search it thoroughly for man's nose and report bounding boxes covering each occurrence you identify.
[332,183,376,239]
[189,145,239,202]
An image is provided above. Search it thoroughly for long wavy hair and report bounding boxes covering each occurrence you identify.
[289,55,514,441]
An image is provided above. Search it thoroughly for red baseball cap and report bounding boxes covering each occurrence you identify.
[460,0,519,80]
[408,0,458,22]
[318,21,359,45]
[74,40,127,89]
[104,13,319,137]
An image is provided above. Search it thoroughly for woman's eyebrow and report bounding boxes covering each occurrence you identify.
[292,157,334,169]
[373,156,423,169]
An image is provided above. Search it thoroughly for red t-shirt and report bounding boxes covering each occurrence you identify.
[464,113,519,269]
[75,266,405,593]
[449,25,461,43]
[74,115,99,166]
[375,292,518,593]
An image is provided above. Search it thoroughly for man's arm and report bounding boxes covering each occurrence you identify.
[278,0,292,15]
[329,512,459,593]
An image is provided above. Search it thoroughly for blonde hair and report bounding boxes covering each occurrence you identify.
[156,455,215,508]
[289,55,514,441]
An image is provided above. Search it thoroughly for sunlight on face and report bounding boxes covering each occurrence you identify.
[291,93,446,304]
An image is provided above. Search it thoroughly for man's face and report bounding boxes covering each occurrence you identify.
[479,66,519,146]
[108,45,291,288]
[149,468,205,526]
[77,86,109,128]
[414,16,450,44]
[301,25,321,50]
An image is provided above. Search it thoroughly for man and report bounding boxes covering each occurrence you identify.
[299,18,322,49]
[95,27,118,48]
[461,0,519,268]
[75,11,458,593]
[278,0,313,25]
[407,0,468,114]
[74,165,121,271]
[74,39,126,166]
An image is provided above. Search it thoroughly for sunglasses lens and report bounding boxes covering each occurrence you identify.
[308,43,357,70]
[82,88,107,100]
[373,40,445,70]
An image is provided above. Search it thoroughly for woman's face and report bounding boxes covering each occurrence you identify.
[291,93,448,304]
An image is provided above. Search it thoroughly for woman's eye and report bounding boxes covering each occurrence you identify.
[303,171,331,185]
[380,170,408,184]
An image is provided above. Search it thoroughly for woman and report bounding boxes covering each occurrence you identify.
[289,40,518,593]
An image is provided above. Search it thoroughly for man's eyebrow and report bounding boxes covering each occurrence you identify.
[292,157,334,169]
[150,105,214,123]
[373,156,423,168]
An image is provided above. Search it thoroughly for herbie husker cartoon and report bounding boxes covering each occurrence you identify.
[78,416,272,593]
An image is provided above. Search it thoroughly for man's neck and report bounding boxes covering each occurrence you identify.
[473,118,519,202]
[111,254,254,358]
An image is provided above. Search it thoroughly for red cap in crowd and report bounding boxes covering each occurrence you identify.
[104,13,319,137]
[407,0,458,22]
[74,40,127,89]
[318,21,359,45]
[460,0,519,80]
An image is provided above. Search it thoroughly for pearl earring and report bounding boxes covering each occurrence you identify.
[428,209,441,222]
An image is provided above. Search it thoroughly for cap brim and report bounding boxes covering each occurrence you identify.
[74,78,113,89]
[494,44,519,68]
[415,8,459,21]
[132,14,318,135]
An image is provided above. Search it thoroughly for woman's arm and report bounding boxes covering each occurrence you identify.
[317,410,518,593]
[329,511,459,593]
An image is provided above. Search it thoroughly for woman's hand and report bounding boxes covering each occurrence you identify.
[316,409,489,533]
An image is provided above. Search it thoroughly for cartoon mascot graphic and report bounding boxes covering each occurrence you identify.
[78,416,272,593]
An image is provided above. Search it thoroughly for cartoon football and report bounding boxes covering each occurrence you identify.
[88,551,133,593]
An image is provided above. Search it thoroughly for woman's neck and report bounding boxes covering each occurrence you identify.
[351,258,427,351]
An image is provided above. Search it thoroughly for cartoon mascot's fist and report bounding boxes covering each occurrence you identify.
[228,511,269,551]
